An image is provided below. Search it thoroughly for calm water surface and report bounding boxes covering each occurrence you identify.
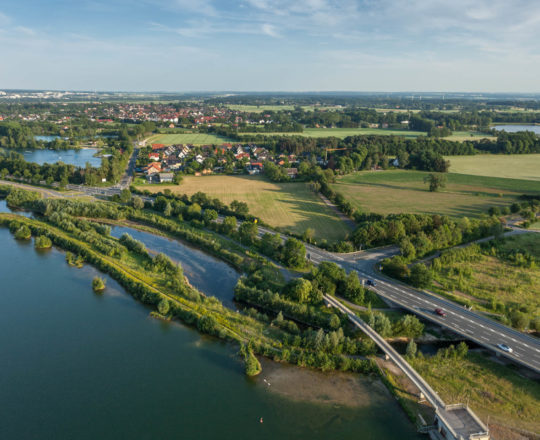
[0,211,420,440]
[493,124,540,134]
[23,148,101,167]
[109,225,239,306]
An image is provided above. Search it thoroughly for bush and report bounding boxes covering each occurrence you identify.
[34,235,52,249]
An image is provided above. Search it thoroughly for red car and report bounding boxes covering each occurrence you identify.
[435,308,446,317]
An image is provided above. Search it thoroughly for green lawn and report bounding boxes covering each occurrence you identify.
[137,175,352,242]
[447,154,540,181]
[332,170,540,218]
[148,133,234,145]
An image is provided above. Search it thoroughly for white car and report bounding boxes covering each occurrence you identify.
[497,343,513,353]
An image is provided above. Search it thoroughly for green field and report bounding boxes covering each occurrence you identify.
[148,133,234,145]
[333,170,540,218]
[137,175,351,242]
[238,128,492,141]
[225,104,342,112]
[447,154,540,181]
[410,352,540,433]
[431,234,540,319]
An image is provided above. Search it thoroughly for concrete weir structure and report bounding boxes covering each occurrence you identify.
[324,295,490,440]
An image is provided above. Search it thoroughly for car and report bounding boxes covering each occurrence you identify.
[497,343,513,353]
[366,279,377,287]
[435,308,446,317]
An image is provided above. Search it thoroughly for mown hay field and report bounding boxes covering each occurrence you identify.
[138,175,352,242]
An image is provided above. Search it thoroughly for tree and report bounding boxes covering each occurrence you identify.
[282,238,306,268]
[424,173,447,192]
[230,200,249,216]
[511,311,529,330]
[14,225,31,240]
[374,314,392,337]
[203,209,218,225]
[157,299,170,315]
[343,271,365,304]
[221,216,237,235]
[409,264,432,288]
[303,227,315,244]
[286,278,313,303]
[34,235,52,249]
[260,233,281,258]
[240,343,262,376]
[399,315,424,338]
[132,196,144,210]
[406,339,417,358]
[163,202,172,217]
[173,173,183,185]
[456,341,468,358]
[238,221,258,245]
[92,276,106,292]
[119,189,132,204]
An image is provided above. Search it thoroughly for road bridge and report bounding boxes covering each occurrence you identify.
[325,295,490,440]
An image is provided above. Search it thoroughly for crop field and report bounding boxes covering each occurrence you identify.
[147,133,233,145]
[332,170,540,218]
[137,175,352,242]
[447,154,540,181]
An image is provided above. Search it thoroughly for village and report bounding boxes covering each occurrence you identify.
[137,141,302,183]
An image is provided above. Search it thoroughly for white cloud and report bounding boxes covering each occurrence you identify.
[261,23,279,38]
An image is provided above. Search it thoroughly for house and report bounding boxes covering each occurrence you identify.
[195,154,204,164]
[151,143,166,151]
[158,172,174,183]
[144,162,162,175]
[285,168,298,179]
[148,152,160,161]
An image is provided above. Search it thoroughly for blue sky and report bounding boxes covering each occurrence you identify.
[0,0,539,92]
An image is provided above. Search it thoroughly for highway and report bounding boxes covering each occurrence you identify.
[318,248,540,374]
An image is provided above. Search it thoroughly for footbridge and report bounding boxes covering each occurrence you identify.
[324,295,490,440]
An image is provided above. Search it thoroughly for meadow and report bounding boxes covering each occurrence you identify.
[431,233,540,319]
[410,352,540,433]
[238,127,492,141]
[332,170,540,218]
[447,154,540,181]
[225,104,342,112]
[147,133,233,145]
[137,175,352,242]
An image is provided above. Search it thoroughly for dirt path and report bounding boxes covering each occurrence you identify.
[317,192,356,230]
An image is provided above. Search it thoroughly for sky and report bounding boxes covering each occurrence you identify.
[0,0,539,92]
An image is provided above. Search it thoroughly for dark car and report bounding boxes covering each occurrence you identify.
[366,279,377,287]
[435,308,446,317]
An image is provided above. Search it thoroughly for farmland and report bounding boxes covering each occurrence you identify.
[147,133,234,145]
[447,154,540,181]
[238,128,492,141]
[137,175,352,242]
[332,170,540,218]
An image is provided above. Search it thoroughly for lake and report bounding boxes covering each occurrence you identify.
[109,225,240,306]
[0,211,420,440]
[23,148,101,168]
[493,124,540,134]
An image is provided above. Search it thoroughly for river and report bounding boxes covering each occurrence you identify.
[493,124,540,134]
[23,148,102,168]
[0,209,420,440]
